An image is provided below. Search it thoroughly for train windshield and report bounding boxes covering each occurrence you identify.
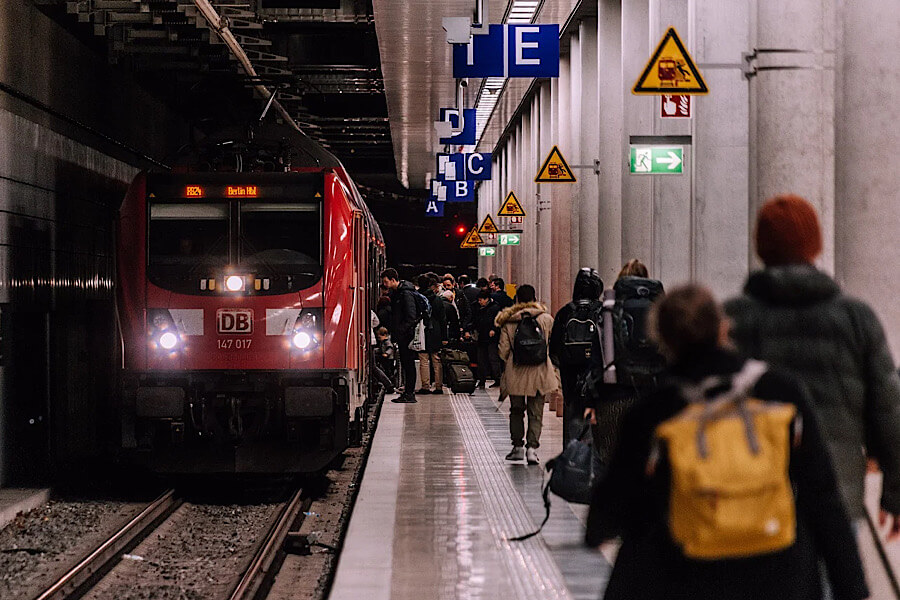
[239,202,321,274]
[149,203,229,269]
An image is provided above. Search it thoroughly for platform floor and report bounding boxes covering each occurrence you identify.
[329,389,610,600]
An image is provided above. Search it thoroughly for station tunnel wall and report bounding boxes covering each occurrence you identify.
[474,0,900,359]
[0,1,187,486]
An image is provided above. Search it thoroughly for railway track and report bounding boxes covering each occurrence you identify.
[31,488,307,600]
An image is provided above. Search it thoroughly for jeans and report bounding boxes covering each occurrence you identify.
[397,335,418,394]
[509,394,544,448]
[418,351,443,389]
[477,342,501,383]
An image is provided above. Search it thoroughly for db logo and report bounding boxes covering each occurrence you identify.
[217,309,253,334]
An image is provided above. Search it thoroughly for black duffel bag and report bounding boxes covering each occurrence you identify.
[510,425,601,541]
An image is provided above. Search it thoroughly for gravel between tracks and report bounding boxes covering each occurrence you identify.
[83,502,281,600]
[0,500,144,600]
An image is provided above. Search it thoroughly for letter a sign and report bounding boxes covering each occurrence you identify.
[498,191,526,217]
[633,27,708,95]
[535,146,576,183]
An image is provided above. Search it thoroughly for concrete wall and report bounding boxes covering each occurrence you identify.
[477,0,900,367]
[0,1,186,486]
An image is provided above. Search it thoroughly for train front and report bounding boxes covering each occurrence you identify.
[116,170,353,474]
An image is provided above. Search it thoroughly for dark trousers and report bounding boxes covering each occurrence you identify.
[477,342,501,383]
[560,367,586,448]
[397,336,418,395]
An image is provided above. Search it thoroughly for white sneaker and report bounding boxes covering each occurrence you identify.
[526,448,539,465]
[505,446,525,461]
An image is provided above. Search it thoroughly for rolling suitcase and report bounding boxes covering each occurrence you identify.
[441,348,477,394]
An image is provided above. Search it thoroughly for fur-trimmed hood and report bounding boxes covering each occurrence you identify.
[495,301,549,327]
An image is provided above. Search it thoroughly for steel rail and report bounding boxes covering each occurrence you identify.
[33,489,181,600]
[228,489,305,600]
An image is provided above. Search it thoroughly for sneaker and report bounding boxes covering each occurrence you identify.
[489,381,501,388]
[431,388,444,395]
[526,448,539,465]
[505,446,525,461]
[475,381,486,390]
[416,388,432,395]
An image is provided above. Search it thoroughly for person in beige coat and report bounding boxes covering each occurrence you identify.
[496,284,561,465]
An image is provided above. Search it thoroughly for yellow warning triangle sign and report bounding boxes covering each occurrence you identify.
[498,191,526,217]
[478,214,500,234]
[460,226,484,249]
[632,27,708,95]
[535,146,576,183]
[315,192,323,198]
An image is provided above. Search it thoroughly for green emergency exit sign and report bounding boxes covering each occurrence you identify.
[499,233,521,246]
[479,246,497,257]
[629,146,684,174]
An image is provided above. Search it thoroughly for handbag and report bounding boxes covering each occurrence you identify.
[510,424,602,541]
[409,320,426,352]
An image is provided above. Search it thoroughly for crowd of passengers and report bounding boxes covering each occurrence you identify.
[377,195,900,600]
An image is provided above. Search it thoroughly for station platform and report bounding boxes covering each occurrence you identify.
[329,389,610,600]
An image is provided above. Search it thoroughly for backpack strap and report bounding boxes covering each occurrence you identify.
[679,360,769,459]
[508,473,552,542]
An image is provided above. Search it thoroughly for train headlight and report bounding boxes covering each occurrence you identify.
[290,309,322,352]
[292,331,312,350]
[225,275,245,292]
[159,332,179,350]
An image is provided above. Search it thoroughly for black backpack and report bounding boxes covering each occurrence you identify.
[410,290,433,327]
[612,277,665,387]
[561,299,601,367]
[513,312,548,366]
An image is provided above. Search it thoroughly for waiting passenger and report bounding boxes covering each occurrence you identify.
[496,284,560,465]
[587,284,868,600]
[381,268,419,404]
[490,277,514,308]
[549,267,604,447]
[725,195,900,537]
[472,289,502,389]
[416,274,448,395]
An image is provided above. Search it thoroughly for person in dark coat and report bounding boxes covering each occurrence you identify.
[439,289,460,343]
[725,195,900,531]
[381,268,419,403]
[587,284,868,600]
[416,274,448,394]
[549,267,604,447]
[376,293,392,336]
[490,277,514,308]
[472,290,502,388]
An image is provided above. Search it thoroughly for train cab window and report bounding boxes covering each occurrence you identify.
[239,202,322,281]
[149,203,229,273]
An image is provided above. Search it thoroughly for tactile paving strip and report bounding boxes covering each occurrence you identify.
[450,393,573,600]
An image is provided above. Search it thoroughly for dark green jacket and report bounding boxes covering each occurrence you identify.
[725,265,900,518]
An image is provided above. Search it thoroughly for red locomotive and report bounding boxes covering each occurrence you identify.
[115,125,385,473]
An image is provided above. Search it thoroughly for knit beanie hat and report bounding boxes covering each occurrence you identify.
[755,195,823,266]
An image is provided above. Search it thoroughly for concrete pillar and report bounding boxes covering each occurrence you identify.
[552,52,573,311]
[835,0,900,356]
[692,0,752,297]
[568,30,583,278]
[596,0,624,285]
[620,0,654,271]
[537,85,553,305]
[750,0,836,272]
[577,18,600,272]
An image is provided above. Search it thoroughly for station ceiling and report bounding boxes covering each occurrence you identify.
[33,0,398,188]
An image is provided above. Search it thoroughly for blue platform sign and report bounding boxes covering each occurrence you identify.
[437,153,492,181]
[425,199,445,217]
[430,179,474,203]
[438,108,476,145]
[452,24,560,79]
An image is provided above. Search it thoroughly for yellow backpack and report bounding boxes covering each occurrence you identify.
[652,360,800,560]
